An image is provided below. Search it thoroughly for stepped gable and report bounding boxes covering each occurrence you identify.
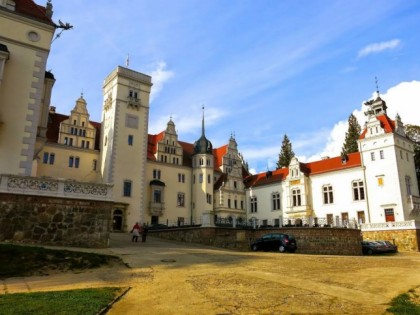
[244,168,289,188]
[303,152,361,175]
[46,111,101,150]
[359,114,395,139]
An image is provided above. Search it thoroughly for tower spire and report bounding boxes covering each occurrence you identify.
[202,105,205,136]
[375,76,380,97]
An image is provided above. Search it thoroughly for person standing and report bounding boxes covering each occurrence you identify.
[131,222,141,242]
[142,224,148,243]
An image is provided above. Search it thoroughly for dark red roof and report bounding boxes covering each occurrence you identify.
[359,114,395,139]
[14,0,54,24]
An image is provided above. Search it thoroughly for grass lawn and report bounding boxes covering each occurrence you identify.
[0,287,123,315]
[0,244,126,314]
[387,289,420,315]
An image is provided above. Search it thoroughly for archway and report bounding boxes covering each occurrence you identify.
[112,209,123,231]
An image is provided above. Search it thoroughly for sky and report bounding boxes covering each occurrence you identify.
[46,0,420,174]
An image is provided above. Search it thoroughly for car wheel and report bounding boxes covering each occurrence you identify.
[279,245,286,253]
[251,244,258,251]
[367,249,373,255]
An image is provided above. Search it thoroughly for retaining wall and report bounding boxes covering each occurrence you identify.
[150,227,363,256]
[0,193,113,247]
[362,229,420,252]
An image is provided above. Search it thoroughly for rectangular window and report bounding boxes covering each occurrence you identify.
[177,193,185,207]
[81,140,85,148]
[406,152,409,161]
[327,214,333,225]
[234,181,237,189]
[371,152,375,161]
[241,200,244,210]
[377,177,384,186]
[272,192,280,210]
[123,181,132,197]
[292,189,301,207]
[93,159,97,171]
[341,212,349,226]
[154,190,162,203]
[49,153,55,165]
[207,174,211,184]
[400,150,403,159]
[153,169,161,179]
[86,141,90,149]
[43,152,49,164]
[75,157,80,168]
[206,193,212,204]
[357,211,365,224]
[323,186,334,204]
[69,138,73,146]
[228,199,231,208]
[128,135,133,146]
[64,137,68,145]
[406,176,412,195]
[199,174,203,183]
[353,181,365,201]
[250,196,258,213]
[234,199,237,209]
[380,150,384,159]
[384,208,395,222]
[69,156,74,167]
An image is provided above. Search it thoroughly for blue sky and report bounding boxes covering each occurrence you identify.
[47,0,420,173]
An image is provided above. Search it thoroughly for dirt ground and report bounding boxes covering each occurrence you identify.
[2,234,419,314]
[104,234,420,315]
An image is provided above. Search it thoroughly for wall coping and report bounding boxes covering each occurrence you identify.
[361,220,420,231]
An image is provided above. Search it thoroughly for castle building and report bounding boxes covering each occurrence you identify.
[244,95,420,228]
[1,0,419,239]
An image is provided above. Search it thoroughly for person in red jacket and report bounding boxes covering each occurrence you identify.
[131,222,141,242]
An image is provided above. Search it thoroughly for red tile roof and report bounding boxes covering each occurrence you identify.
[14,0,54,24]
[359,114,395,139]
[303,152,361,175]
[244,168,289,188]
[213,145,228,169]
[147,132,164,161]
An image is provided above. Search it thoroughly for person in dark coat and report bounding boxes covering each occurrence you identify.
[142,224,148,242]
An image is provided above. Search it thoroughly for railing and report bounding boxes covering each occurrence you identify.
[361,220,420,231]
[0,174,113,201]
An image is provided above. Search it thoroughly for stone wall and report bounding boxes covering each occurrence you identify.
[362,229,420,252]
[0,193,113,247]
[150,227,363,256]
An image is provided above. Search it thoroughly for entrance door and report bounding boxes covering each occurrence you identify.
[384,208,395,222]
[112,209,123,231]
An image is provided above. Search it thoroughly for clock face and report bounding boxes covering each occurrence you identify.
[27,31,40,42]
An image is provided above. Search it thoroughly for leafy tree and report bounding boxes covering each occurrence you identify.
[341,113,361,157]
[277,134,294,169]
[405,124,420,191]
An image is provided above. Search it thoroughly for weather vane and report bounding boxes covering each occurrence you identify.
[52,19,73,43]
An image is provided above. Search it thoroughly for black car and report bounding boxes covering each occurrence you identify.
[251,233,297,253]
[361,241,388,254]
[148,223,168,230]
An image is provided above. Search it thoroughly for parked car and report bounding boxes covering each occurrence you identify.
[251,233,297,253]
[148,224,168,230]
[361,241,388,254]
[375,240,398,253]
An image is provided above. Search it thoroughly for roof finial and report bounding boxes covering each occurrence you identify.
[126,53,130,68]
[375,76,380,96]
[201,105,205,136]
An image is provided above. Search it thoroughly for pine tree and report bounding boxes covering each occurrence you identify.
[341,113,361,157]
[277,134,294,169]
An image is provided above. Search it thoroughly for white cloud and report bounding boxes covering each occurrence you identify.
[358,39,401,58]
[310,81,420,161]
[150,62,175,103]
